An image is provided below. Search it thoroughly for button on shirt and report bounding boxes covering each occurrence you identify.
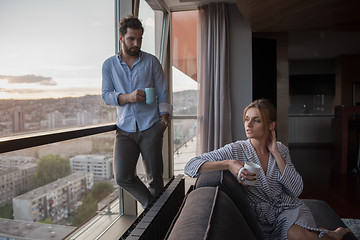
[101,51,172,132]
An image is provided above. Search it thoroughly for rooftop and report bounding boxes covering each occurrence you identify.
[0,218,76,240]
[70,154,111,162]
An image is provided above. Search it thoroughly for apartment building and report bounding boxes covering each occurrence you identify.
[69,155,113,181]
[0,156,36,170]
[0,163,37,206]
[12,172,93,224]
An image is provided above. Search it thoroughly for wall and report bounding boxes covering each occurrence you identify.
[290,59,335,75]
[228,5,253,141]
[253,32,289,144]
[228,7,290,144]
[337,55,360,106]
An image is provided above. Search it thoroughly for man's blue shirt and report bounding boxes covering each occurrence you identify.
[101,51,172,132]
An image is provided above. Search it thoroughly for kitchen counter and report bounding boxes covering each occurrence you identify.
[289,114,334,144]
[289,113,334,117]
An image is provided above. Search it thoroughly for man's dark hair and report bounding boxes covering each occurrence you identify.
[119,15,144,36]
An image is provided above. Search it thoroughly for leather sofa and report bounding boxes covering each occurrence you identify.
[165,170,357,240]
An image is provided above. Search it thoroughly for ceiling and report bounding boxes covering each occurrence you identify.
[288,31,360,60]
[164,0,360,31]
[162,0,360,59]
[235,0,360,60]
[235,0,360,32]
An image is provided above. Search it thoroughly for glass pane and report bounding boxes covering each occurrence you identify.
[0,0,115,137]
[138,0,156,55]
[0,132,117,238]
[172,11,198,161]
[172,11,198,87]
[173,119,197,175]
[136,0,164,186]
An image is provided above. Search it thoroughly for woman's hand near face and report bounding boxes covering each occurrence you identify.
[267,128,279,154]
[267,128,287,174]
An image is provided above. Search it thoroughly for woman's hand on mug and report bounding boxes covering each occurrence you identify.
[227,160,244,180]
[234,162,258,186]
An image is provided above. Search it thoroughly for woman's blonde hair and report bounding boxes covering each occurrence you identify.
[243,99,276,129]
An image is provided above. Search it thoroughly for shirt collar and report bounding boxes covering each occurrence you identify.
[117,49,142,62]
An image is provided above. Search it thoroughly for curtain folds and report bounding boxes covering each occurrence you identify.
[197,3,232,154]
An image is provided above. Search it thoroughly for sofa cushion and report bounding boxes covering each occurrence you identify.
[303,199,346,230]
[303,199,357,240]
[166,186,256,240]
[166,188,213,239]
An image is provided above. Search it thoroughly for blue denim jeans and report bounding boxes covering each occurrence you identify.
[113,121,164,208]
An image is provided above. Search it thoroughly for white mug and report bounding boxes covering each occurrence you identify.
[238,162,261,186]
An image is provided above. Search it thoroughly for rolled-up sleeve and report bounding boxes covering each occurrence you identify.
[101,59,120,106]
[152,57,173,116]
[184,143,235,178]
[184,156,207,178]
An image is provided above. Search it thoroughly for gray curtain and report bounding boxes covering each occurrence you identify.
[197,3,232,154]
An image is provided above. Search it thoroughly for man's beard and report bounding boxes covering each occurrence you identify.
[123,42,140,57]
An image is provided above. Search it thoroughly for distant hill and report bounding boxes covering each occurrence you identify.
[173,90,197,115]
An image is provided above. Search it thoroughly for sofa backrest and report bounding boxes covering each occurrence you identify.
[166,186,257,240]
[194,170,264,240]
[220,170,264,239]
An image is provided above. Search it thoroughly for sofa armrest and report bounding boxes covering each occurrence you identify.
[194,170,222,189]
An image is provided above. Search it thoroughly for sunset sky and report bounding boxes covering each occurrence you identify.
[0,0,117,99]
[0,0,196,100]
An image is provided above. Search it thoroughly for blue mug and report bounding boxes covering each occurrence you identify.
[145,88,156,104]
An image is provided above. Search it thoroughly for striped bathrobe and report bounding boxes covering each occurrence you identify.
[184,139,328,239]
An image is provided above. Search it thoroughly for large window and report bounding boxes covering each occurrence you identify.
[172,11,198,174]
[0,1,198,238]
[0,0,117,238]
[0,0,115,138]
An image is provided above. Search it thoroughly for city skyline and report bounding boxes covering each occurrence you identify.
[0,89,197,138]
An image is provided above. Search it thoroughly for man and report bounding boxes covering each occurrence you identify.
[101,16,172,208]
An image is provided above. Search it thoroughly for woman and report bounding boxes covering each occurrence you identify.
[184,99,350,240]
